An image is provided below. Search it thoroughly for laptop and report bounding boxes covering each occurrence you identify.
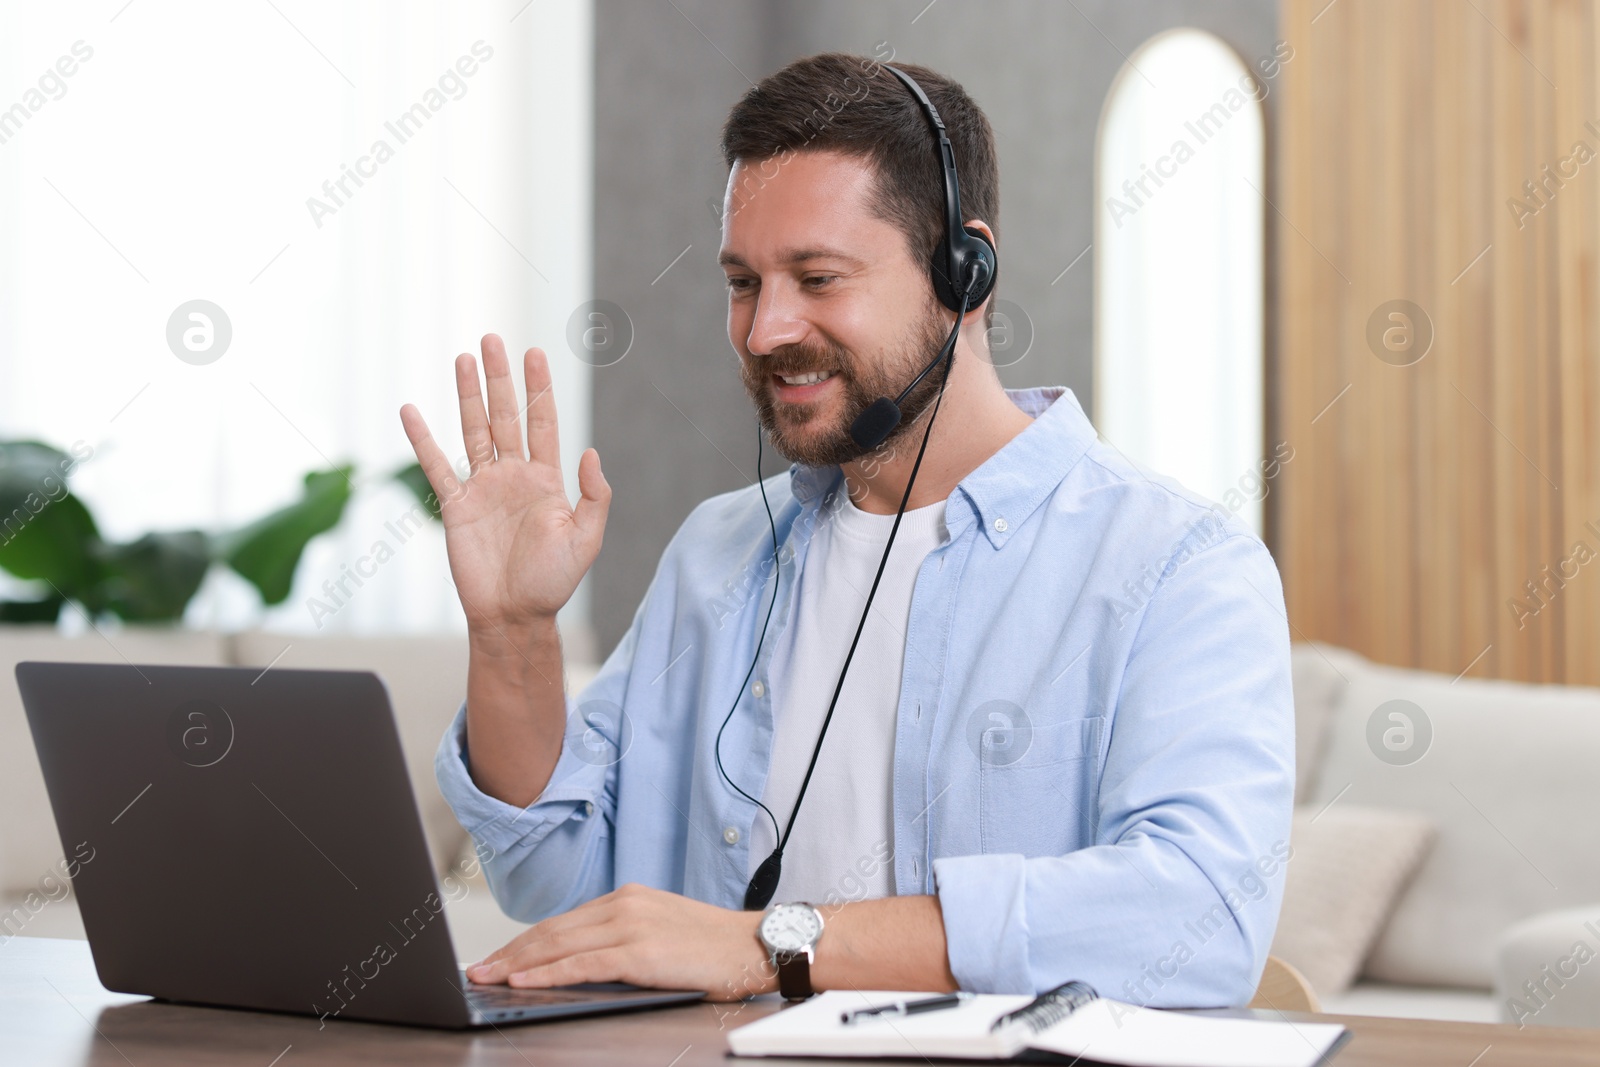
[14,660,705,1028]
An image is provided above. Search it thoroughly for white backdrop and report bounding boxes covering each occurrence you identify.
[0,0,595,637]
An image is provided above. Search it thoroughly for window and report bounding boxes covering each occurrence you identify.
[0,2,594,633]
[1095,28,1266,533]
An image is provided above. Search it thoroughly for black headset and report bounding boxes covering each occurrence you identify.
[713,63,999,910]
[849,65,998,454]
[885,65,997,315]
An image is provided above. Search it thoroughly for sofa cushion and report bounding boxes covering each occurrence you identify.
[0,626,230,895]
[1289,642,1367,804]
[1494,905,1600,1028]
[1319,981,1499,1023]
[228,631,470,878]
[1270,804,1436,996]
[1309,654,1600,988]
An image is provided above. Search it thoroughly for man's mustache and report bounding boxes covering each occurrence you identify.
[759,346,849,378]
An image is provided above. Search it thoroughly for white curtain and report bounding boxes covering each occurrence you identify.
[0,0,595,636]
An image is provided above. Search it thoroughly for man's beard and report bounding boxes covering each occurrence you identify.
[740,306,952,468]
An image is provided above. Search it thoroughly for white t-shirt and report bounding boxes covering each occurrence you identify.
[748,485,948,907]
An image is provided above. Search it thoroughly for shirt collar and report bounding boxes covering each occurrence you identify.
[786,386,1096,549]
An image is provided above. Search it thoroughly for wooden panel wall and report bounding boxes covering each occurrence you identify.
[1276,0,1600,683]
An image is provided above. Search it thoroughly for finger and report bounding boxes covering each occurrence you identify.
[475,899,614,969]
[508,948,632,990]
[399,405,463,512]
[474,929,529,970]
[480,333,525,462]
[455,353,494,476]
[573,447,611,548]
[471,918,619,983]
[523,346,562,469]
[477,922,556,969]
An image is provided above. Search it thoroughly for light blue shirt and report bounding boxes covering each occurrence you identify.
[436,385,1295,1007]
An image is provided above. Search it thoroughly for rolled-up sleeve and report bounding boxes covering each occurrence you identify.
[434,605,646,924]
[933,532,1295,1007]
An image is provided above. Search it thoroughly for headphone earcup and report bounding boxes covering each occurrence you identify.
[959,226,998,306]
[930,226,998,312]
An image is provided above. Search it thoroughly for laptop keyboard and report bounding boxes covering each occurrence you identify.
[465,985,623,1009]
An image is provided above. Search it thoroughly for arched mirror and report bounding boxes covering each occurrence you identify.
[1095,29,1266,533]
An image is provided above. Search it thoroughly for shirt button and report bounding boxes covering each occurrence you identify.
[723,826,740,845]
[583,801,594,817]
[993,517,1008,533]
[752,679,766,698]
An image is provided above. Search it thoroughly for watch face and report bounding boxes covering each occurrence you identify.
[761,903,822,952]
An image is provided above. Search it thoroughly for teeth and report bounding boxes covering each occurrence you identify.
[779,369,835,386]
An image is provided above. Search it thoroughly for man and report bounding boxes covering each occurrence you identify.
[398,52,1293,1007]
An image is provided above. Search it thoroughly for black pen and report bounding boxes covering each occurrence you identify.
[840,992,973,1025]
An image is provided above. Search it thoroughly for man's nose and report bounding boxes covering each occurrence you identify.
[745,284,808,356]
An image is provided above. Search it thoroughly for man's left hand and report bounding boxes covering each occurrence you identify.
[465,883,776,1002]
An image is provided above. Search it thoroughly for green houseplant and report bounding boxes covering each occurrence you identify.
[0,438,439,624]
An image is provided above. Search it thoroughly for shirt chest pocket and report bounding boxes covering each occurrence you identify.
[977,715,1104,858]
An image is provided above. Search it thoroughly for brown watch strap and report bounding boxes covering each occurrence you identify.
[774,949,814,1000]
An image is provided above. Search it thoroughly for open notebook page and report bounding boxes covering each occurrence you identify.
[1030,998,1345,1067]
[726,990,1036,1059]
[726,989,1347,1066]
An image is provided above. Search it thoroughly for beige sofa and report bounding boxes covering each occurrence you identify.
[1287,643,1600,1026]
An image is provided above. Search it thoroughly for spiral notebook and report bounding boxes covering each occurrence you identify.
[726,981,1348,1065]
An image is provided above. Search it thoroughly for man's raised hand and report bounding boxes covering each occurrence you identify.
[399,334,610,638]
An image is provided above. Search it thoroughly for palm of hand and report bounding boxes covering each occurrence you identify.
[399,333,610,633]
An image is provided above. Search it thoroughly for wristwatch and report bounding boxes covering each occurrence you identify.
[757,902,824,1000]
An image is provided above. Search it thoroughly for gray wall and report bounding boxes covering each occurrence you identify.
[590,0,1280,654]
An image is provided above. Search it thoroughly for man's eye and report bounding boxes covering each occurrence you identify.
[726,276,756,292]
[804,275,838,289]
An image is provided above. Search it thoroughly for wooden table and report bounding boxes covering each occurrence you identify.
[5,936,1600,1066]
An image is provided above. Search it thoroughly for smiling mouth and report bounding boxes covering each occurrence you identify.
[774,369,837,386]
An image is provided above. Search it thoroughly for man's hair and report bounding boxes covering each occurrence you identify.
[720,52,1000,330]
